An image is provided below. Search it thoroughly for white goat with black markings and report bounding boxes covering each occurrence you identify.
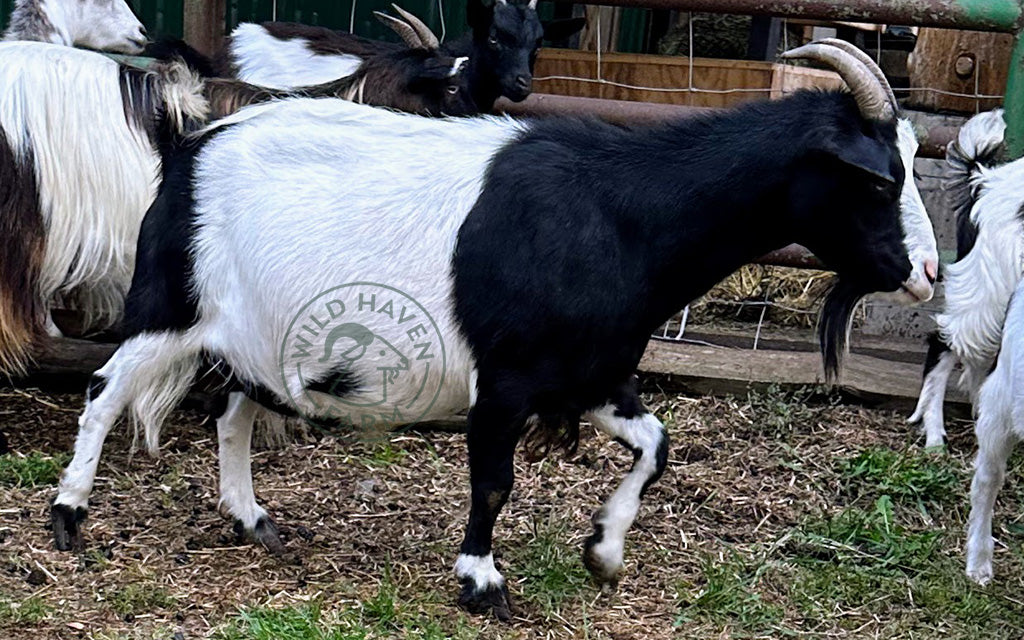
[908,110,1024,448]
[3,0,147,52]
[53,40,936,620]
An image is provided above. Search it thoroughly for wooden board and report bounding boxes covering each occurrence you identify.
[639,339,969,414]
[17,337,967,420]
[534,49,843,109]
[906,28,1012,114]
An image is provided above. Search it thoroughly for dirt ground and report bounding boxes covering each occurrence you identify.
[1,382,1023,639]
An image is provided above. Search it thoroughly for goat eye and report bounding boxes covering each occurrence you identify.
[447,85,459,94]
[488,36,499,47]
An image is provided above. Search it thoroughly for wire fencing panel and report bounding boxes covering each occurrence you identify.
[225,0,466,43]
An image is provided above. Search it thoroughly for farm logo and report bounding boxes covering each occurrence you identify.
[279,282,446,440]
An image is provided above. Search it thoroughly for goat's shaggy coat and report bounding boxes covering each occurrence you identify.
[54,68,931,617]
[908,110,1019,447]
[0,42,207,374]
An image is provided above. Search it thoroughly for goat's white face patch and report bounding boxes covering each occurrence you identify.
[280,282,446,438]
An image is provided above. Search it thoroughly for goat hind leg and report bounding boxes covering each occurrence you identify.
[908,347,956,449]
[966,404,1014,585]
[217,392,284,553]
[583,385,669,588]
[52,332,197,550]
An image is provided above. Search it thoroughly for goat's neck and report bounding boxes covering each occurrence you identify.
[590,122,797,327]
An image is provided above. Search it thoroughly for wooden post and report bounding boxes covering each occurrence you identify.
[906,28,1013,113]
[183,0,226,57]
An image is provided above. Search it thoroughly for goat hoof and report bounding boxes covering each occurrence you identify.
[254,516,285,554]
[967,564,993,586]
[235,516,286,554]
[458,581,513,622]
[582,529,622,589]
[51,502,86,552]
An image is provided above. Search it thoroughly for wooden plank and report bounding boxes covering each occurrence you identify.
[18,337,967,420]
[534,48,842,108]
[638,339,969,413]
[183,0,226,57]
[906,28,1012,113]
[669,326,930,365]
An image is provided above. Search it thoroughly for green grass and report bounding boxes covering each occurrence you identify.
[0,451,69,487]
[743,385,827,436]
[360,442,409,468]
[0,596,51,626]
[105,584,177,617]
[507,518,591,616]
[214,573,479,640]
[675,551,784,634]
[784,499,1024,635]
[836,446,961,507]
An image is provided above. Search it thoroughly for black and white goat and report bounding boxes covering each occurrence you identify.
[907,110,1019,448]
[52,40,935,619]
[220,0,584,110]
[3,0,147,53]
[0,18,474,376]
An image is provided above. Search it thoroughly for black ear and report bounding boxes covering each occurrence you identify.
[542,17,586,42]
[819,133,896,183]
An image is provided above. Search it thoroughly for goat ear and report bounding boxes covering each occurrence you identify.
[819,135,896,183]
[542,17,586,42]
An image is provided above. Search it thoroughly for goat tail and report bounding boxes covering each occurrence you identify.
[946,109,1006,260]
[0,129,46,377]
[128,349,201,456]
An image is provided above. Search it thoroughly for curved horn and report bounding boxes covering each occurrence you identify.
[781,41,894,122]
[390,4,440,50]
[817,38,899,115]
[373,11,423,48]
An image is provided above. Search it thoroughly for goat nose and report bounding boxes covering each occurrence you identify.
[515,75,531,91]
[924,259,938,284]
[139,26,148,38]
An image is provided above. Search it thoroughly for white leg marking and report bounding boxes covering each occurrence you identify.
[908,350,955,448]
[217,392,268,531]
[455,553,505,590]
[583,405,666,582]
[55,333,198,512]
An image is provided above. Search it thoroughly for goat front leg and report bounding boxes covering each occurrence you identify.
[583,382,669,588]
[455,395,523,622]
[966,395,1015,585]
[217,392,284,554]
[908,338,956,449]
